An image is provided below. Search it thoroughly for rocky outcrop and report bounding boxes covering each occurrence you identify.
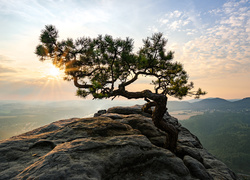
[0,105,237,179]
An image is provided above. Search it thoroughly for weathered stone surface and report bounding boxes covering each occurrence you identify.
[94,110,107,117]
[178,126,203,149]
[163,113,182,129]
[107,105,143,114]
[183,155,213,180]
[176,145,203,163]
[0,105,238,179]
[107,105,151,117]
[16,136,191,180]
[199,149,238,180]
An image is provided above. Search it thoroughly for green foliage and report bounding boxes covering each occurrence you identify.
[36,25,205,100]
[76,89,89,98]
[181,111,250,175]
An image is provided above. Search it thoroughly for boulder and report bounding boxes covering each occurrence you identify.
[0,105,238,179]
[183,155,213,180]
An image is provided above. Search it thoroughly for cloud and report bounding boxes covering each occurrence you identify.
[1,0,249,101]
[0,55,13,62]
[147,26,159,33]
[158,10,191,31]
[154,0,250,79]
[0,0,56,22]
[171,10,182,18]
[0,64,16,73]
[0,55,17,76]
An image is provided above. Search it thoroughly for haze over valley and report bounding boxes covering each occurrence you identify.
[1,97,249,140]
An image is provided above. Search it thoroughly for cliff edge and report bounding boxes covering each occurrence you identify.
[0,105,237,179]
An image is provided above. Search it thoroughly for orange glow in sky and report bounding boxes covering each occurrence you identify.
[0,0,249,101]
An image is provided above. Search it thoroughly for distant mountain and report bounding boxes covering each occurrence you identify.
[232,97,250,109]
[168,97,250,111]
[191,98,232,110]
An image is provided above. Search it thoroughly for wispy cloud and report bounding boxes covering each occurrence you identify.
[0,55,13,62]
[158,10,192,32]
[0,64,16,73]
[0,0,55,22]
[0,55,17,78]
[150,0,250,79]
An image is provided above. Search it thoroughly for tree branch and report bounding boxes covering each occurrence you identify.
[73,77,93,88]
[111,89,165,102]
[119,71,163,90]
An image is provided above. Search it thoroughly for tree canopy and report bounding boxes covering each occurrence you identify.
[36,25,205,100]
[36,25,206,151]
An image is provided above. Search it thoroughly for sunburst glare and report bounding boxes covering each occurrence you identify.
[35,62,66,100]
[44,63,64,80]
[49,65,60,77]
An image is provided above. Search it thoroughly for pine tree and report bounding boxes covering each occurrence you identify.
[36,25,206,151]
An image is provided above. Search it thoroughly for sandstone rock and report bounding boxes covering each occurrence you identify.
[178,126,203,149]
[16,135,191,180]
[183,155,213,180]
[0,105,238,179]
[94,110,107,117]
[163,113,182,129]
[107,105,151,117]
[107,105,143,114]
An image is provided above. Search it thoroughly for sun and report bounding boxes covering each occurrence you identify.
[45,64,63,80]
[35,63,66,100]
[49,65,61,77]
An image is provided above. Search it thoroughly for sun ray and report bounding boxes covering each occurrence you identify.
[49,65,60,77]
[44,63,64,80]
[34,62,66,100]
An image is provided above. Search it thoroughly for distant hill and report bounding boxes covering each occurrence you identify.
[181,111,250,175]
[168,97,250,111]
[232,97,250,109]
[191,98,232,110]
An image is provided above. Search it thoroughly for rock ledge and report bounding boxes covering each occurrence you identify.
[0,105,237,179]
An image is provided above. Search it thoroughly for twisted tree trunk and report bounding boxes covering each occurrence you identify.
[142,95,179,152]
[111,89,179,152]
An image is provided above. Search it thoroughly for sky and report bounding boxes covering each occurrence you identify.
[0,0,249,102]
